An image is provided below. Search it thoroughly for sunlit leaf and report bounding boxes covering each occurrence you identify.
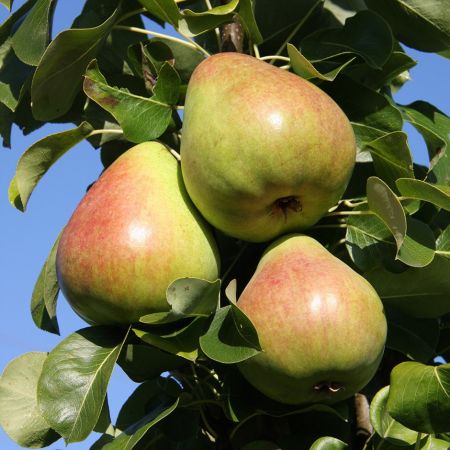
[388,361,450,433]
[37,326,127,443]
[0,352,60,448]
[396,178,450,211]
[9,122,93,211]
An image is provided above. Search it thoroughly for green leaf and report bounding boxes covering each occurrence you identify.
[396,178,450,211]
[37,326,127,443]
[366,132,414,190]
[287,44,355,81]
[11,0,53,66]
[179,0,239,37]
[140,278,220,325]
[31,7,118,121]
[153,61,181,105]
[134,316,208,361]
[310,436,348,449]
[386,308,439,363]
[0,352,60,448]
[137,0,181,27]
[83,60,173,143]
[9,122,93,211]
[301,10,393,69]
[236,0,263,44]
[199,280,261,364]
[370,386,419,445]
[436,226,450,258]
[364,255,450,318]
[367,176,406,250]
[365,0,450,53]
[0,0,12,10]
[117,344,185,382]
[0,101,12,147]
[345,214,394,271]
[388,361,450,433]
[102,379,179,450]
[420,435,450,449]
[30,233,61,335]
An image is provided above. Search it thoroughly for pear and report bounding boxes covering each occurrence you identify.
[237,234,387,405]
[56,142,220,325]
[181,53,356,242]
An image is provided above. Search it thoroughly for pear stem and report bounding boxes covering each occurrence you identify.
[259,55,290,62]
[87,128,123,137]
[113,25,210,57]
[326,210,374,217]
[253,44,261,59]
[168,148,181,161]
[313,224,347,229]
[270,0,322,63]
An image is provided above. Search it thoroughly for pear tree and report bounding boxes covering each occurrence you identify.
[0,1,449,449]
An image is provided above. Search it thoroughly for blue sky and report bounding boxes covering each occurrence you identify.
[0,1,449,449]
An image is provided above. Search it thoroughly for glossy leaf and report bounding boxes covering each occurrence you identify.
[30,233,61,335]
[0,0,12,10]
[367,177,406,250]
[199,280,261,364]
[386,308,439,363]
[152,61,181,105]
[388,361,450,433]
[236,0,263,44]
[133,316,208,361]
[345,213,393,271]
[365,255,450,318]
[83,61,173,143]
[0,102,12,147]
[366,132,414,190]
[31,7,118,120]
[138,0,180,27]
[0,352,60,448]
[370,386,419,445]
[365,0,450,53]
[9,122,94,211]
[436,226,450,258]
[11,0,53,66]
[396,178,450,211]
[288,44,355,81]
[37,326,127,443]
[140,278,220,325]
[309,436,348,449]
[117,344,185,382]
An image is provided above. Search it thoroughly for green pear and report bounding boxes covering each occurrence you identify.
[56,142,220,325]
[237,234,386,405]
[181,53,356,242]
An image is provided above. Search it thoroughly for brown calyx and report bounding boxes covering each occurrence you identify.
[313,382,344,394]
[272,196,302,221]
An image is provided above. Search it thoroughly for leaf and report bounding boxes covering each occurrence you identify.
[370,386,419,445]
[236,0,263,44]
[364,255,450,318]
[9,122,93,211]
[0,0,12,10]
[139,278,220,325]
[386,308,439,363]
[138,0,181,27]
[301,10,393,69]
[367,177,406,250]
[37,326,127,443]
[345,214,394,271]
[104,379,179,449]
[30,233,61,335]
[396,178,450,211]
[178,0,239,37]
[309,436,348,449]
[152,61,181,105]
[0,101,12,147]
[366,132,414,190]
[11,0,53,66]
[436,226,450,258]
[31,7,118,120]
[117,344,185,382]
[388,361,450,433]
[420,435,450,449]
[199,280,261,364]
[134,317,208,361]
[0,352,60,448]
[83,60,173,143]
[365,0,450,53]
[287,44,355,81]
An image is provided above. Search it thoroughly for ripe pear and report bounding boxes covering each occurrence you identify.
[181,53,356,242]
[56,142,220,325]
[237,234,387,405]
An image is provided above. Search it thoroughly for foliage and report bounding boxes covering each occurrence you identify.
[0,0,449,448]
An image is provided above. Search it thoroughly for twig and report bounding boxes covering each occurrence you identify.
[354,393,373,449]
[88,128,123,137]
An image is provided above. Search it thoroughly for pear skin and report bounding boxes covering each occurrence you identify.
[56,142,220,325]
[237,234,387,405]
[181,53,356,242]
